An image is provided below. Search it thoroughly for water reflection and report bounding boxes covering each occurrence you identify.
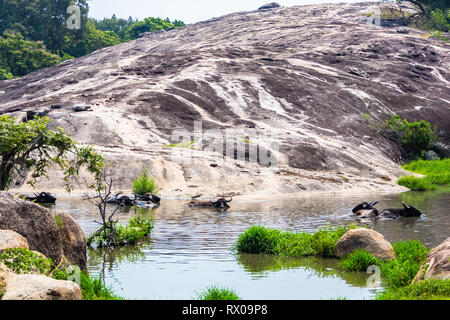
[50,191,449,299]
[236,254,369,288]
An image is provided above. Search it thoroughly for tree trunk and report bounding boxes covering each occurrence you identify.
[0,158,14,191]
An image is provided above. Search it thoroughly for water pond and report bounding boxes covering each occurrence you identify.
[51,191,450,300]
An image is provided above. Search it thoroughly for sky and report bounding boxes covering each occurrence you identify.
[88,0,369,24]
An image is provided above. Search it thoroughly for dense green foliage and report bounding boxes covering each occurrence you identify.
[0,115,106,191]
[197,286,240,300]
[132,168,159,195]
[0,248,53,275]
[95,16,185,42]
[398,159,450,191]
[63,20,121,57]
[234,225,356,257]
[383,115,438,158]
[0,0,185,79]
[0,33,61,77]
[340,250,381,272]
[87,216,154,247]
[0,0,89,53]
[376,279,450,300]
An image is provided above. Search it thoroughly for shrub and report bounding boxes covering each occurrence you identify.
[340,250,381,272]
[382,115,438,158]
[196,286,240,300]
[87,216,154,247]
[132,167,159,195]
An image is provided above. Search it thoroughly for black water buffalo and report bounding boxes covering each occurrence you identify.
[23,192,57,204]
[106,193,137,207]
[351,201,423,219]
[189,197,233,209]
[379,202,423,219]
[352,201,379,214]
[138,193,161,204]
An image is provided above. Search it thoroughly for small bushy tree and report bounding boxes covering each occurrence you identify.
[132,168,159,195]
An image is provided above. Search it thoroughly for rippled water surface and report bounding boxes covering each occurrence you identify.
[51,191,450,300]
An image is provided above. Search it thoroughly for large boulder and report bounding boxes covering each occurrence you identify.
[413,238,450,283]
[334,228,396,260]
[1,273,82,300]
[0,192,86,269]
[0,230,29,251]
[54,212,87,269]
[258,2,281,10]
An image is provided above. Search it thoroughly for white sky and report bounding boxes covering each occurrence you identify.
[88,0,370,24]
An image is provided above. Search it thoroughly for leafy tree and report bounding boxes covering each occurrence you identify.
[0,68,13,80]
[0,0,89,53]
[0,32,60,77]
[93,15,138,42]
[397,0,449,18]
[0,115,106,191]
[63,20,120,57]
[123,17,183,41]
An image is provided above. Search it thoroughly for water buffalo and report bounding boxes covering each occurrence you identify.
[138,193,161,204]
[189,197,233,209]
[351,201,423,219]
[352,202,379,214]
[379,202,423,219]
[106,193,137,207]
[23,192,57,204]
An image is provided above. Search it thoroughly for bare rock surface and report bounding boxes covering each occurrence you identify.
[1,273,82,300]
[1,2,449,197]
[0,192,87,269]
[334,228,396,260]
[0,230,29,251]
[413,237,450,283]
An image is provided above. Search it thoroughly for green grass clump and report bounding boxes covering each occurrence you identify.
[52,268,122,300]
[379,240,429,288]
[398,159,450,191]
[0,248,53,275]
[340,250,381,272]
[132,167,159,195]
[376,279,450,300]
[87,216,154,247]
[234,225,356,258]
[197,286,240,300]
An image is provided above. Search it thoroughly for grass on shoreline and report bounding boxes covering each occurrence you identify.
[397,159,450,191]
[0,248,121,300]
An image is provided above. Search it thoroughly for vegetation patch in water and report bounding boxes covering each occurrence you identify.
[196,285,240,300]
[398,159,450,191]
[234,225,356,258]
[87,216,154,247]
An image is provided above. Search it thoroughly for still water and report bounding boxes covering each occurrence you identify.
[51,191,449,300]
